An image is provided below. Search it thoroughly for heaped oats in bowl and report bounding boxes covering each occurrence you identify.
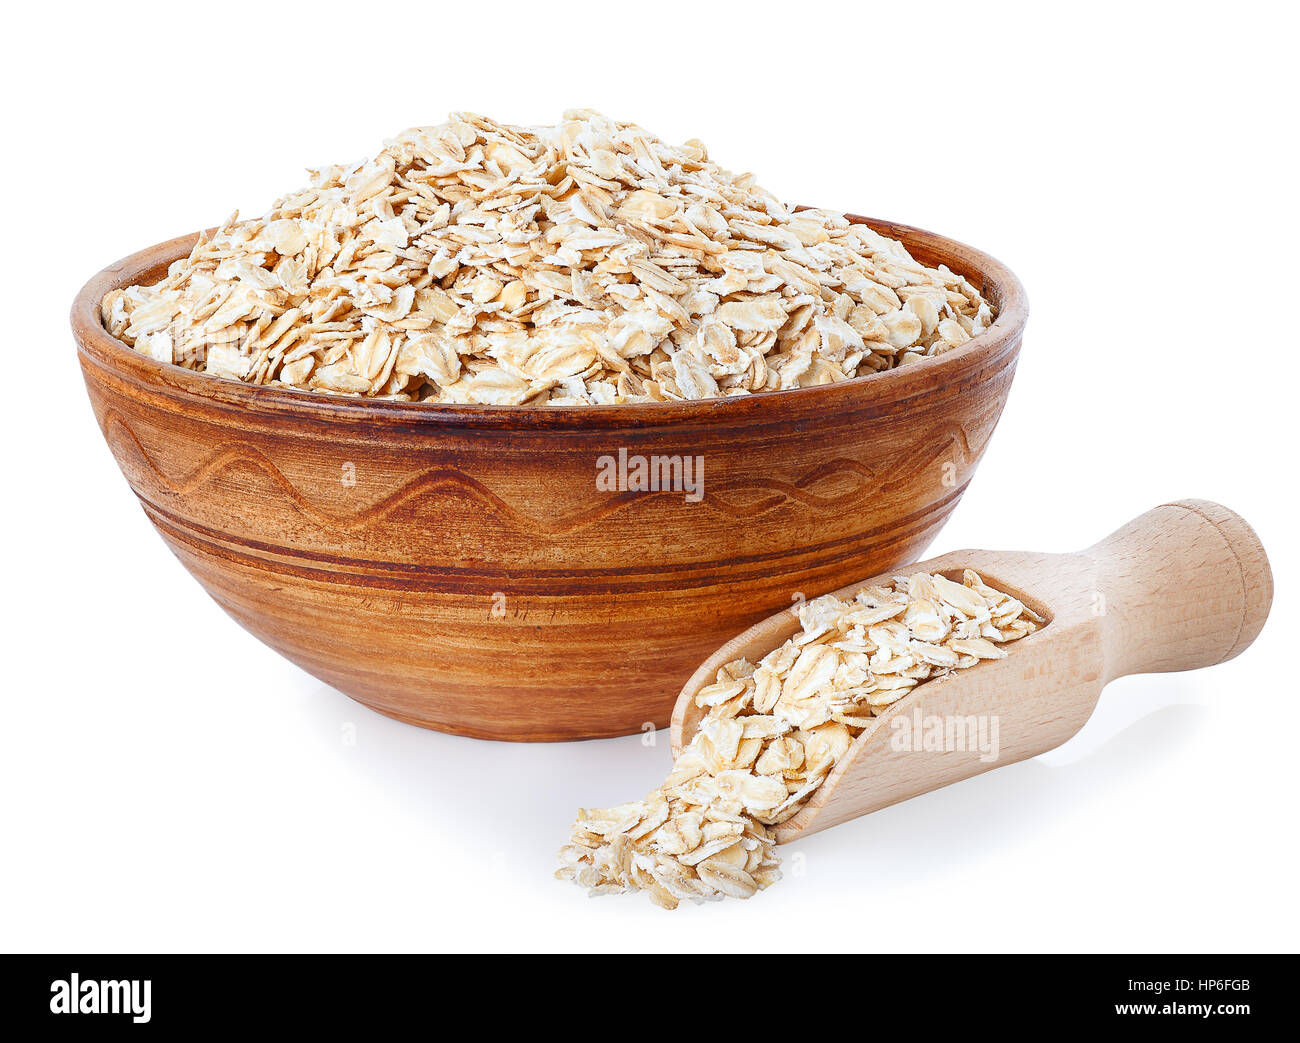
[100,110,994,406]
[73,110,1026,741]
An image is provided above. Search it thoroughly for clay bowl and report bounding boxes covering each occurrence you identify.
[72,215,1027,741]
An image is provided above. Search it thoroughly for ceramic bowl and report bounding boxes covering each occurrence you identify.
[72,215,1027,740]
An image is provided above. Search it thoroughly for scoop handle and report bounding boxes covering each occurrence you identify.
[1086,499,1272,681]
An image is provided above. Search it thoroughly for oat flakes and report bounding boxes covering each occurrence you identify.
[556,570,1042,908]
[103,110,995,405]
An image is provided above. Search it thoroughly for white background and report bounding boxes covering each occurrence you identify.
[2,0,1296,954]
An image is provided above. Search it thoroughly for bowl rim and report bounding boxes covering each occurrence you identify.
[72,213,1028,431]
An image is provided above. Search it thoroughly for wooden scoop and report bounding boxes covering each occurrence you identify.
[670,500,1272,843]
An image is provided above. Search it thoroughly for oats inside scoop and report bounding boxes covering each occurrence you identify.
[557,570,1042,909]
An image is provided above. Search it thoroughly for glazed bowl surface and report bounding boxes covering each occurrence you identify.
[72,215,1028,740]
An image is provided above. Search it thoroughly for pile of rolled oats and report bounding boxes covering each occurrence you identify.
[557,571,1043,908]
[102,110,994,405]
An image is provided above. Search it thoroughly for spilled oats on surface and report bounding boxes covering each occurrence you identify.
[557,571,1043,908]
[102,110,995,405]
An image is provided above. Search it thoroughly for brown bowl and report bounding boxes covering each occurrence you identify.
[72,215,1027,741]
